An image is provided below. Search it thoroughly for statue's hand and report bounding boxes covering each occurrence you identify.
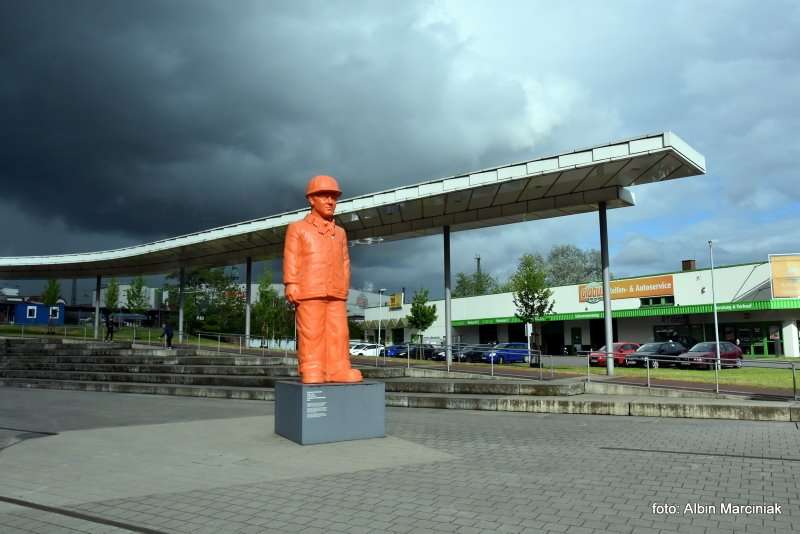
[285,284,299,305]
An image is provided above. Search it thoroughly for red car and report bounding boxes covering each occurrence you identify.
[589,342,640,367]
[681,341,743,369]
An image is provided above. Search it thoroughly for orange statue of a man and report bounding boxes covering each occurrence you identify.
[283,175,363,384]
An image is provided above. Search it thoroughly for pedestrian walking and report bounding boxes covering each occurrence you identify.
[160,323,174,349]
[104,314,115,342]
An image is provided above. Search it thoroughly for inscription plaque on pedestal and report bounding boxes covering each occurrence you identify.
[274,381,385,445]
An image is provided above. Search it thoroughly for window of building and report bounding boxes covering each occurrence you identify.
[640,296,675,307]
[49,306,59,319]
[26,306,37,319]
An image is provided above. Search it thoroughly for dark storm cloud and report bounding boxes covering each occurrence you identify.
[3,0,800,298]
[0,0,535,249]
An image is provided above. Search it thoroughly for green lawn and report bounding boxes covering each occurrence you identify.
[528,361,797,391]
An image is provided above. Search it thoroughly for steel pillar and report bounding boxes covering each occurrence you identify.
[245,257,252,348]
[94,275,101,340]
[443,225,452,368]
[599,202,614,376]
[178,267,185,344]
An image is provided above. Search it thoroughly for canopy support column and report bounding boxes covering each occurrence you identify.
[443,225,452,368]
[94,275,101,340]
[245,257,252,349]
[178,267,185,344]
[599,202,614,376]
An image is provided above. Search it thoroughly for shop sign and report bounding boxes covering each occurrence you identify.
[578,275,674,303]
[770,254,800,298]
[716,302,755,312]
[388,292,404,309]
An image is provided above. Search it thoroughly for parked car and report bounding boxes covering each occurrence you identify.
[625,342,687,368]
[459,345,490,363]
[483,342,530,364]
[385,345,408,357]
[681,342,743,369]
[349,343,385,356]
[384,344,438,359]
[430,343,470,361]
[589,342,640,367]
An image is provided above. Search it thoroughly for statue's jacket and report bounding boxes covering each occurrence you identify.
[283,212,350,301]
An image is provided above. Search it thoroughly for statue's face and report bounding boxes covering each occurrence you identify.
[308,192,338,220]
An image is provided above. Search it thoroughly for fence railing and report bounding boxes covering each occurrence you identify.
[352,342,553,377]
[583,351,798,400]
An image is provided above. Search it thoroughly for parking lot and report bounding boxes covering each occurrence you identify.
[1,388,798,533]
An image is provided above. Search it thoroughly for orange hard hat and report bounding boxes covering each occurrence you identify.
[306,175,342,197]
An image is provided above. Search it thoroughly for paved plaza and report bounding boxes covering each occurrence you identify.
[0,388,798,534]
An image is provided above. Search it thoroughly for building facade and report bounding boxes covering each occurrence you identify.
[363,259,800,357]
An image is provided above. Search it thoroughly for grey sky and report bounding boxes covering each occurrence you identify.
[1,0,798,300]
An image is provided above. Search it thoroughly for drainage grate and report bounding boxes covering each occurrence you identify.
[599,446,800,463]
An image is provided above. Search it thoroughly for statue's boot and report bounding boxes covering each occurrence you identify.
[299,355,325,384]
[327,367,363,383]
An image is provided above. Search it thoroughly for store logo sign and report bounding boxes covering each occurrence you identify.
[580,282,604,304]
[578,275,674,303]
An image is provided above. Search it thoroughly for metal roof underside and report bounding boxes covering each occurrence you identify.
[0,132,706,279]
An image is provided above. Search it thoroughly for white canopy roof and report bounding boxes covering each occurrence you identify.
[0,131,705,279]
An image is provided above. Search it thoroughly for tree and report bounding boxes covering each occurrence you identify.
[510,254,554,349]
[42,279,60,333]
[406,289,437,344]
[125,276,148,315]
[106,277,120,318]
[251,271,295,345]
[545,244,602,286]
[452,271,500,297]
[164,268,245,335]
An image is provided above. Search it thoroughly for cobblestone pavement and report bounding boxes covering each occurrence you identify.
[1,389,798,533]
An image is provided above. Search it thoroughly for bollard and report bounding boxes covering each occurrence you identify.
[407,344,410,370]
[490,354,494,377]
[550,353,554,378]
[239,336,242,354]
[646,357,651,390]
[793,363,797,401]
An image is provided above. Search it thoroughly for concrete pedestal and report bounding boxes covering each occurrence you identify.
[274,380,385,445]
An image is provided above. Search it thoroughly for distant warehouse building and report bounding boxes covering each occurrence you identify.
[363,255,800,358]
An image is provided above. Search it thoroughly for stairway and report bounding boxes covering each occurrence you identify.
[0,337,297,400]
[4,337,784,422]
[0,337,583,406]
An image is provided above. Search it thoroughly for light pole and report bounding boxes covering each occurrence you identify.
[378,289,387,361]
[709,240,721,393]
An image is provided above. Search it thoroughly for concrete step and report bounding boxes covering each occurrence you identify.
[386,391,800,421]
[381,379,584,396]
[1,362,299,376]
[1,355,295,366]
[0,378,274,400]
[0,370,287,387]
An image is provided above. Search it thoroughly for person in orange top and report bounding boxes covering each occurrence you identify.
[283,175,363,384]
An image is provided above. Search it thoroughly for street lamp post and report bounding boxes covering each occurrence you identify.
[378,288,387,364]
[709,240,721,393]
